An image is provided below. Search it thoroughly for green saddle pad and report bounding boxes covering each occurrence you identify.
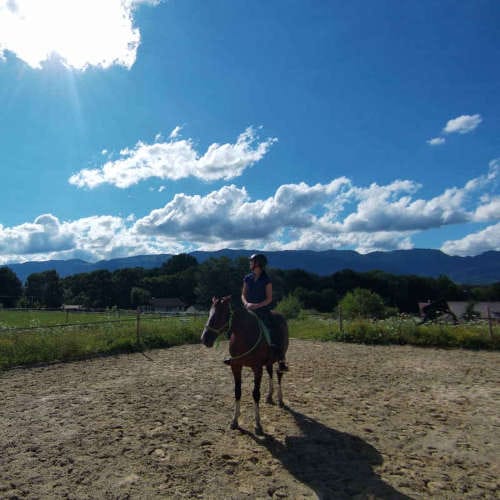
[247,310,273,346]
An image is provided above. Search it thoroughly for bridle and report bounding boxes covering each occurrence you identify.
[204,302,265,362]
[204,301,233,339]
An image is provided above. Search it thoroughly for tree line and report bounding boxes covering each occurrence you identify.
[1,254,499,312]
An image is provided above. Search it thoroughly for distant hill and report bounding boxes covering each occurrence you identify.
[5,249,500,284]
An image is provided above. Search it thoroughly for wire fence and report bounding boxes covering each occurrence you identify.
[0,309,209,370]
[0,308,207,342]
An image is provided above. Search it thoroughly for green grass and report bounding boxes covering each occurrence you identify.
[1,310,498,371]
[288,314,500,349]
[0,309,136,328]
[0,311,205,371]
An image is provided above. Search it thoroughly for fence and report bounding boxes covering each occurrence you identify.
[0,309,207,370]
[0,308,205,334]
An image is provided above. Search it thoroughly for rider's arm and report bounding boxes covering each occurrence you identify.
[241,283,249,308]
[245,283,273,310]
[261,282,273,308]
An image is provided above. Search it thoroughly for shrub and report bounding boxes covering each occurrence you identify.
[338,288,387,319]
[275,294,303,319]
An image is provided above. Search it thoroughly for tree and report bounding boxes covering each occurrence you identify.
[25,270,63,308]
[61,270,114,308]
[143,275,180,299]
[130,287,151,307]
[85,270,114,308]
[194,257,243,306]
[0,267,23,307]
[281,268,319,295]
[338,288,387,319]
[111,268,145,307]
[160,254,198,275]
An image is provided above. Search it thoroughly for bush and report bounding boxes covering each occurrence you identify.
[275,294,303,319]
[338,288,387,319]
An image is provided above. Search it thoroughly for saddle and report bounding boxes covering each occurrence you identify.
[224,309,288,371]
[248,310,287,370]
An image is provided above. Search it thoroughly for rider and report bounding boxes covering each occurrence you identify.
[241,253,288,372]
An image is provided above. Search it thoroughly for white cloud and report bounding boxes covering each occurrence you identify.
[443,114,482,135]
[0,0,159,70]
[69,127,277,189]
[133,179,352,241]
[0,214,75,255]
[274,229,414,254]
[338,164,499,234]
[441,223,500,256]
[473,197,500,222]
[169,126,182,139]
[427,137,445,146]
[2,164,499,263]
[0,213,183,265]
[339,182,466,232]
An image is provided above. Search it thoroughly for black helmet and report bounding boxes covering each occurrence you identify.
[249,253,267,268]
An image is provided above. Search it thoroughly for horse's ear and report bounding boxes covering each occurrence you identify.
[212,296,217,304]
[222,295,232,302]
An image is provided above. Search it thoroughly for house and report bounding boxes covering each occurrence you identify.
[419,300,500,321]
[186,305,203,314]
[151,297,186,313]
[61,304,84,311]
[447,302,500,320]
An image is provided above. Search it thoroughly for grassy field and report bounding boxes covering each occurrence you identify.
[0,310,206,371]
[289,314,499,349]
[1,309,498,371]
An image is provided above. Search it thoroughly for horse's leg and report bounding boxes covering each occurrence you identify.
[230,364,242,430]
[252,365,264,435]
[276,368,284,408]
[265,362,274,404]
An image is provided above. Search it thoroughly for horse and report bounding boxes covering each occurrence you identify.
[201,296,289,435]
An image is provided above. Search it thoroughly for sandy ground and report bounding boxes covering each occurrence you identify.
[1,340,499,499]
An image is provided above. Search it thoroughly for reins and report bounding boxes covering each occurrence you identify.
[205,303,265,362]
[228,326,263,361]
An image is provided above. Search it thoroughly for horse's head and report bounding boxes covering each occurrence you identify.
[201,295,232,348]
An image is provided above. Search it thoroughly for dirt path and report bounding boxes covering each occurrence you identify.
[1,340,498,499]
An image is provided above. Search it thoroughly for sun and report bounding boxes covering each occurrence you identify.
[0,0,140,70]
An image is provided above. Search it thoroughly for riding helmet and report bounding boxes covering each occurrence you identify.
[249,253,267,268]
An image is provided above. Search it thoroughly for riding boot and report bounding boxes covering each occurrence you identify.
[271,345,289,372]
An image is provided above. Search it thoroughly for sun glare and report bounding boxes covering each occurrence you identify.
[0,0,140,70]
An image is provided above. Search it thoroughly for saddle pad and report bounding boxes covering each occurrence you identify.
[247,310,273,346]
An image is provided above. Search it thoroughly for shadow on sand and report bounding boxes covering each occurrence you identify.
[242,405,409,499]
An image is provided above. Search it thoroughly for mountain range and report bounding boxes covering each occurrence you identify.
[4,249,499,285]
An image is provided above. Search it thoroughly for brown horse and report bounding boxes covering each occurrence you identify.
[201,296,289,435]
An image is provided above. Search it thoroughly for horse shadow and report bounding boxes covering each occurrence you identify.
[243,405,409,499]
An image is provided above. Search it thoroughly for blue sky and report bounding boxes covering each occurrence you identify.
[0,0,499,265]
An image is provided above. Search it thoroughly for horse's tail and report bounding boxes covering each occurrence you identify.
[272,312,289,355]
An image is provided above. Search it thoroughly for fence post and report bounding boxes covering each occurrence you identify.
[338,306,343,335]
[487,306,493,339]
[136,308,141,346]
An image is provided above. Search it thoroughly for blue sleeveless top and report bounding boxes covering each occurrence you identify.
[244,271,271,306]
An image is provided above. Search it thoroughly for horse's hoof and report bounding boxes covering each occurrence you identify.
[230,421,238,430]
[278,400,284,408]
[266,396,274,405]
[255,425,264,436]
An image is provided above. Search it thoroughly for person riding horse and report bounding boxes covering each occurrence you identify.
[224,253,288,372]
